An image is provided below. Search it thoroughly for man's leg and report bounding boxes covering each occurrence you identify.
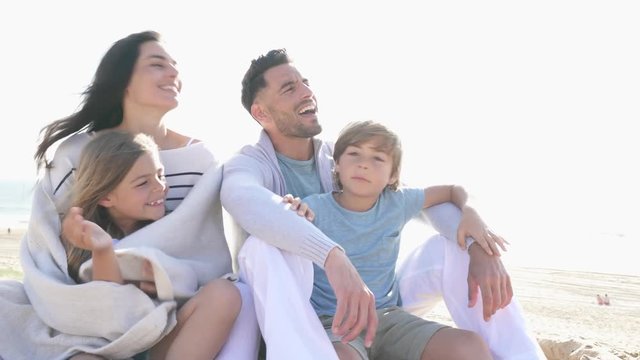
[216,281,260,360]
[238,235,339,360]
[398,235,545,360]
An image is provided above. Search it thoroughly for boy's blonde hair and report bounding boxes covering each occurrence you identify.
[333,120,402,191]
[65,130,159,281]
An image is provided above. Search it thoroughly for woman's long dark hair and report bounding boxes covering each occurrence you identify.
[34,31,161,169]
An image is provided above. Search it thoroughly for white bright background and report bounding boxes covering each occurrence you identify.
[1,1,639,275]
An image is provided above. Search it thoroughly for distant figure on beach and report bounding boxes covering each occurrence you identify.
[597,294,604,305]
[6,227,10,235]
[603,294,611,306]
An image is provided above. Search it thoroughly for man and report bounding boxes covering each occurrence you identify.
[221,49,544,359]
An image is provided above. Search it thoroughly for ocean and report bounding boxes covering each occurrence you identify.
[0,179,35,230]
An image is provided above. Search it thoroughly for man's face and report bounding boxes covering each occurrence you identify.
[254,63,322,139]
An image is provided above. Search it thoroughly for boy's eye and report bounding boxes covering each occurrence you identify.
[136,181,148,187]
[374,156,385,162]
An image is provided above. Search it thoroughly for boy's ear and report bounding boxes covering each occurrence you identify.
[388,173,399,186]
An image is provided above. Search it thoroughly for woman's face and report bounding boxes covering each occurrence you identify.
[124,41,182,115]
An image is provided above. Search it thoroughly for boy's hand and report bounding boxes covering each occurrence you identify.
[282,194,315,221]
[457,206,508,256]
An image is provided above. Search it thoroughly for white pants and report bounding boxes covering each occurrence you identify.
[238,235,339,360]
[397,234,546,360]
[216,281,261,360]
[239,234,544,360]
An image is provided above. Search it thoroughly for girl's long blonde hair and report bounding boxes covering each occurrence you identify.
[65,130,159,281]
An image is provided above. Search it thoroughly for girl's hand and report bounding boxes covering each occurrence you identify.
[457,206,508,256]
[282,194,315,221]
[63,206,112,251]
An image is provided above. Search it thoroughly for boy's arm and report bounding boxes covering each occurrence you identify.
[423,185,506,255]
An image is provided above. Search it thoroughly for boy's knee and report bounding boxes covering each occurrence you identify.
[451,330,491,359]
[333,342,363,360]
[422,328,491,360]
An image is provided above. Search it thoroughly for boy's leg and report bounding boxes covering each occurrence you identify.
[398,235,545,360]
[216,281,260,360]
[238,235,339,360]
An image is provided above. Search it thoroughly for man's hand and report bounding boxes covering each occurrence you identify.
[467,243,513,321]
[282,194,315,221]
[324,248,378,347]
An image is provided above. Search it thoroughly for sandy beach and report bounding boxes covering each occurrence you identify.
[1,229,638,359]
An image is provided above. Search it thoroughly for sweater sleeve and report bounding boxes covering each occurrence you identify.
[416,202,474,245]
[221,153,339,268]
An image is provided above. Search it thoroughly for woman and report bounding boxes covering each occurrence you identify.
[0,31,258,360]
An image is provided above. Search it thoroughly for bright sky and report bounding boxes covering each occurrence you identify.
[1,1,639,274]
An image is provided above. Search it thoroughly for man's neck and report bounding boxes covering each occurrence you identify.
[271,135,314,161]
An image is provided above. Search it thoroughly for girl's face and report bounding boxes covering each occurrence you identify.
[99,151,167,235]
[124,41,182,115]
[335,139,398,198]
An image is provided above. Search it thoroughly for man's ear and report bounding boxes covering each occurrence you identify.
[250,103,269,125]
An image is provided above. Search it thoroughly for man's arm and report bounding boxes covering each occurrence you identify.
[221,154,337,265]
[423,202,513,320]
[221,154,378,343]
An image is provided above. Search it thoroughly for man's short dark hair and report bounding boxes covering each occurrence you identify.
[241,49,292,113]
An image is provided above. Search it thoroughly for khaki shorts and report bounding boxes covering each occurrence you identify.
[320,306,449,360]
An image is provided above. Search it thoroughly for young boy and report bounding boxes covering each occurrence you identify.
[299,120,502,360]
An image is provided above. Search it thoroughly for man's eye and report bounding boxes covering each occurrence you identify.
[137,181,148,187]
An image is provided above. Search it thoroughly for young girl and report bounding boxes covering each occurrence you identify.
[64,130,241,360]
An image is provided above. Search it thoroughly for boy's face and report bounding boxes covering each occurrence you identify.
[335,139,398,197]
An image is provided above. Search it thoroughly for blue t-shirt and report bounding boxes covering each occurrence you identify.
[276,153,323,198]
[304,187,425,316]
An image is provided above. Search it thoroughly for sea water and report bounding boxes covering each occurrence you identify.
[0,179,35,230]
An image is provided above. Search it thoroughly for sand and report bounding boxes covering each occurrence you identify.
[1,229,638,359]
